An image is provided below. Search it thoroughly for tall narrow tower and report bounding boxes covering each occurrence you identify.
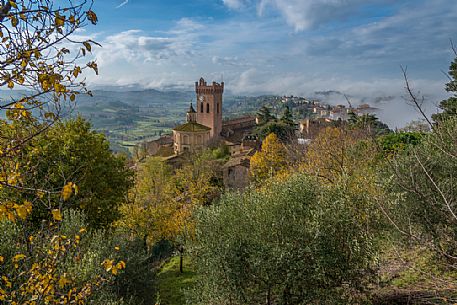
[195,77,224,140]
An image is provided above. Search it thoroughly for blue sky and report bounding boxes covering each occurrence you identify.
[79,0,457,126]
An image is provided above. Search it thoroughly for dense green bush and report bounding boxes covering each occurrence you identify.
[377,132,423,157]
[0,117,133,229]
[390,117,457,264]
[188,174,379,304]
[255,121,295,142]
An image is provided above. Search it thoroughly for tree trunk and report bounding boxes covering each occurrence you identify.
[179,245,184,273]
[143,234,148,253]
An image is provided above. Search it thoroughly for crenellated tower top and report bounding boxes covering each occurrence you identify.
[195,77,224,95]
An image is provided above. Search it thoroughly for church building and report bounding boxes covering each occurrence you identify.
[173,78,224,154]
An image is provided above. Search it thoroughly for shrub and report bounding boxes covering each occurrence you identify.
[188,174,378,304]
[0,210,155,305]
[390,117,457,265]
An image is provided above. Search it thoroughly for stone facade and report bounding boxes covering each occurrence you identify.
[299,118,334,139]
[223,155,251,190]
[172,129,211,154]
[173,104,211,154]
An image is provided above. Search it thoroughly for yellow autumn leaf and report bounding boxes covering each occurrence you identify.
[86,10,98,25]
[10,16,18,27]
[116,261,126,270]
[62,182,74,201]
[52,209,62,221]
[111,266,119,275]
[73,66,81,78]
[15,201,32,220]
[2,276,12,288]
[13,254,25,262]
[15,204,28,219]
[73,183,79,195]
[0,256,4,264]
[102,259,114,272]
[55,14,65,27]
[83,41,91,52]
[58,275,72,288]
[16,75,24,84]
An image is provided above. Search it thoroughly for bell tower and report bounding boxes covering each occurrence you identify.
[195,77,224,140]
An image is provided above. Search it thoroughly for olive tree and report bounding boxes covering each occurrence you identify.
[189,174,379,305]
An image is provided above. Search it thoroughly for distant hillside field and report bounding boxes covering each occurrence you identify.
[0,89,352,154]
[71,90,273,153]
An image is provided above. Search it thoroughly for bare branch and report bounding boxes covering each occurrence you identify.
[0,0,12,22]
[450,39,457,57]
[401,65,433,127]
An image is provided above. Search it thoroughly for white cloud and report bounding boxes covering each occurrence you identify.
[93,18,205,68]
[116,0,129,9]
[223,0,249,10]
[170,18,204,34]
[258,0,384,31]
[221,0,399,31]
[228,68,448,127]
[212,55,252,67]
[79,1,455,127]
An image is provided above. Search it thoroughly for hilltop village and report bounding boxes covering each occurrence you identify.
[134,78,379,189]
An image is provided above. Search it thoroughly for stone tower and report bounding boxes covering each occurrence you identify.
[195,77,224,140]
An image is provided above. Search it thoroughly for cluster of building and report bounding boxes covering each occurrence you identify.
[296,103,377,139]
[140,78,258,189]
[137,78,378,190]
[170,78,258,155]
[310,103,377,121]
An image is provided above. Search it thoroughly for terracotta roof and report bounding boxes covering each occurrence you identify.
[153,135,173,145]
[223,116,256,127]
[222,127,252,144]
[173,122,211,132]
[223,155,251,168]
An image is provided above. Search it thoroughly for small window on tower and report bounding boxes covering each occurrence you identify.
[200,102,203,113]
[206,103,210,113]
[217,103,220,113]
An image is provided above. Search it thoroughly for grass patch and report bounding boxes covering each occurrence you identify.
[156,256,197,305]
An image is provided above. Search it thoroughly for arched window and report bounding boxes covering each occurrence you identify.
[206,103,210,113]
[200,102,203,113]
[183,135,189,145]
